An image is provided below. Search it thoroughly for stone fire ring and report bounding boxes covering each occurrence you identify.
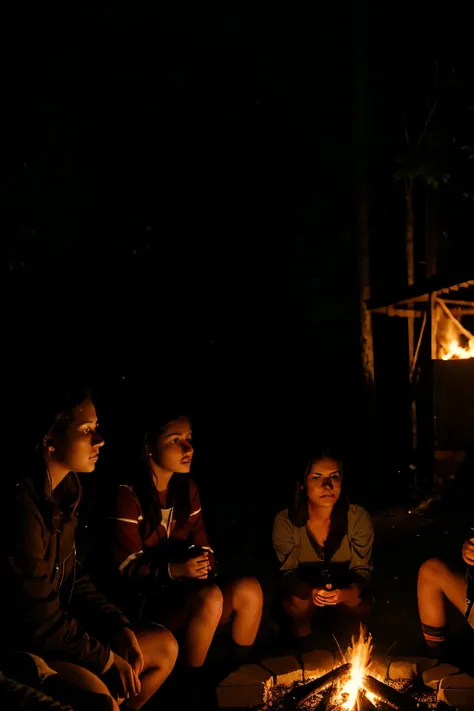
[216,650,474,710]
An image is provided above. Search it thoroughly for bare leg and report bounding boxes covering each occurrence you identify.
[418,558,468,627]
[127,626,178,710]
[185,584,223,667]
[45,661,119,711]
[282,595,315,638]
[418,558,468,648]
[220,577,263,646]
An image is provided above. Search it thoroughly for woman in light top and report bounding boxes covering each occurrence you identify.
[272,448,374,643]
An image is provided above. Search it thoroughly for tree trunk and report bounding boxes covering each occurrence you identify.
[354,0,374,390]
[353,0,379,484]
[425,187,438,279]
[359,190,374,388]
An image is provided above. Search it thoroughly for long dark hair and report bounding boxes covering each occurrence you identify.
[132,409,192,532]
[288,447,349,562]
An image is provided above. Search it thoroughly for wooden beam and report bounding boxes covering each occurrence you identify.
[439,281,474,293]
[368,294,429,311]
[371,306,423,317]
[440,298,474,306]
[451,308,474,316]
[367,278,474,312]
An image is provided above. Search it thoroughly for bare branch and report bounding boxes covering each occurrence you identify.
[384,639,398,656]
[403,115,409,147]
[332,633,347,663]
[418,93,440,146]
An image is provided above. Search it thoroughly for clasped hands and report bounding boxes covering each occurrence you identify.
[312,583,360,608]
[462,530,474,566]
[169,546,213,580]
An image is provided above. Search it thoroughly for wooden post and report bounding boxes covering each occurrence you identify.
[405,180,417,451]
[429,292,438,360]
[425,291,437,485]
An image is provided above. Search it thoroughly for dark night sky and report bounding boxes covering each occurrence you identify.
[2,4,474,496]
[1,8,355,380]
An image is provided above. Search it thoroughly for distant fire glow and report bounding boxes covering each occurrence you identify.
[441,338,474,360]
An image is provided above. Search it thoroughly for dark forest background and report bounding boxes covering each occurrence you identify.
[2,3,474,546]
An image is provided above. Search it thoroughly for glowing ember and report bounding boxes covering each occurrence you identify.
[334,627,377,710]
[441,338,474,360]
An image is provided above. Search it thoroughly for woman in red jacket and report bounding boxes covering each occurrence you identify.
[0,383,178,710]
[106,411,263,673]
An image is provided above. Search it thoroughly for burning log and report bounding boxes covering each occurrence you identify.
[362,675,418,711]
[280,664,351,710]
[357,697,377,711]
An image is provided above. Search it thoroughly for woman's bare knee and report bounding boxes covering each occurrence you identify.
[418,558,449,587]
[196,583,224,618]
[232,577,263,610]
[418,557,467,613]
[137,627,178,672]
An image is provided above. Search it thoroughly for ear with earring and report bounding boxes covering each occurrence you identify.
[45,437,55,453]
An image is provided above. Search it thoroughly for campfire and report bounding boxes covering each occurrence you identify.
[217,626,469,710]
[276,627,434,711]
[333,628,377,709]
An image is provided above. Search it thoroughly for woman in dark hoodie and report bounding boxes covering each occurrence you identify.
[0,382,177,709]
[272,448,374,645]
[103,409,263,677]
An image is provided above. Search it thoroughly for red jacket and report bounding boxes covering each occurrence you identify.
[107,478,215,584]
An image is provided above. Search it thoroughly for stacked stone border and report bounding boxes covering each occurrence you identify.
[217,651,474,710]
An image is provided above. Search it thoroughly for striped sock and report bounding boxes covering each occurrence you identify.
[422,622,446,648]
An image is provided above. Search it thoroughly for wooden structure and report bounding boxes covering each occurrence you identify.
[366,272,474,476]
[368,272,474,367]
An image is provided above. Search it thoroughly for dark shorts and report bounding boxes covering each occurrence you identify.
[276,566,373,642]
[136,578,218,633]
[133,576,237,640]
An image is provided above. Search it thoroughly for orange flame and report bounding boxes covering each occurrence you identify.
[334,627,378,710]
[441,338,474,360]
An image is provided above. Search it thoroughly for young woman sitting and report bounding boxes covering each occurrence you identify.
[272,448,374,647]
[104,410,263,678]
[417,530,474,658]
[0,383,177,710]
